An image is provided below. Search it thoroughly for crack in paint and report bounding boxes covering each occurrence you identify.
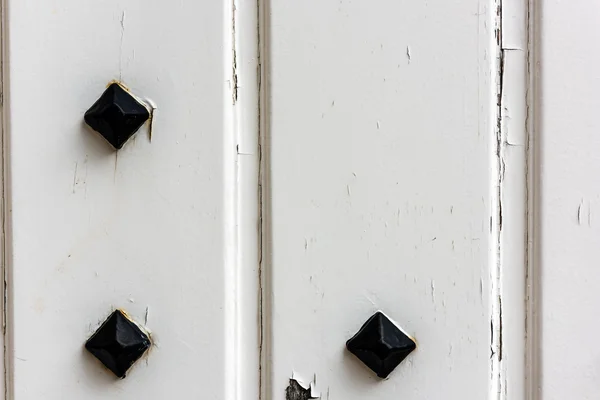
[119,11,126,81]
[1,0,10,395]
[491,0,505,398]
[257,2,266,400]
[524,3,536,398]
[231,1,239,104]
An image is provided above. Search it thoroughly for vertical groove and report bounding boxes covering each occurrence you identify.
[229,0,262,398]
[490,0,504,396]
[257,0,264,396]
[258,0,270,398]
[493,0,531,397]
[231,0,238,105]
[0,0,10,397]
[525,0,539,398]
[223,0,236,399]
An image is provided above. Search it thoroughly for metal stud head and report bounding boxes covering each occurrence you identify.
[346,311,416,378]
[85,309,151,379]
[84,82,149,149]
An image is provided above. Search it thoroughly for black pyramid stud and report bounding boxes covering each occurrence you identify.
[84,82,150,149]
[85,309,151,379]
[346,311,416,379]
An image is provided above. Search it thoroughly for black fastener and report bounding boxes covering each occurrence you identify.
[84,82,149,149]
[85,309,151,379]
[346,311,416,378]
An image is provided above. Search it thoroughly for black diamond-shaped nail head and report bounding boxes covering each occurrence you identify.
[346,311,416,379]
[84,82,150,149]
[85,309,151,379]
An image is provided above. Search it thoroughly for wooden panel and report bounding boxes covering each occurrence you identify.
[264,1,497,398]
[537,2,600,398]
[4,0,241,398]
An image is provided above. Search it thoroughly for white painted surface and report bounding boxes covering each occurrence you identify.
[497,0,530,398]
[228,0,262,399]
[537,2,600,399]
[0,0,563,398]
[2,0,250,398]
[263,1,510,399]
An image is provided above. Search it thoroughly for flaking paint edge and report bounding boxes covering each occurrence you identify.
[490,0,531,398]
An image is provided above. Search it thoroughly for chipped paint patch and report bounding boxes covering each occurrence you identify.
[285,378,319,400]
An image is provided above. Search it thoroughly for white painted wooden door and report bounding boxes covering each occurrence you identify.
[0,0,591,399]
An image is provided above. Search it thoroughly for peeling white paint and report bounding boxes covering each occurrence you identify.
[289,372,320,399]
[491,0,531,398]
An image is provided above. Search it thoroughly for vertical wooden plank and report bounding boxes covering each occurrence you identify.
[227,0,262,399]
[1,0,255,398]
[264,1,498,398]
[537,1,600,399]
[495,0,531,398]
[0,0,7,396]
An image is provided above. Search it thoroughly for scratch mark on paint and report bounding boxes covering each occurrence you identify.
[119,11,126,81]
[113,152,119,182]
[346,184,351,196]
[364,291,376,306]
[144,306,149,325]
[498,296,503,361]
[72,162,78,194]
[376,121,380,129]
[430,279,436,303]
[406,46,411,63]
[83,155,89,199]
[588,202,592,227]
[178,337,194,351]
[578,200,583,225]
[480,278,484,300]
